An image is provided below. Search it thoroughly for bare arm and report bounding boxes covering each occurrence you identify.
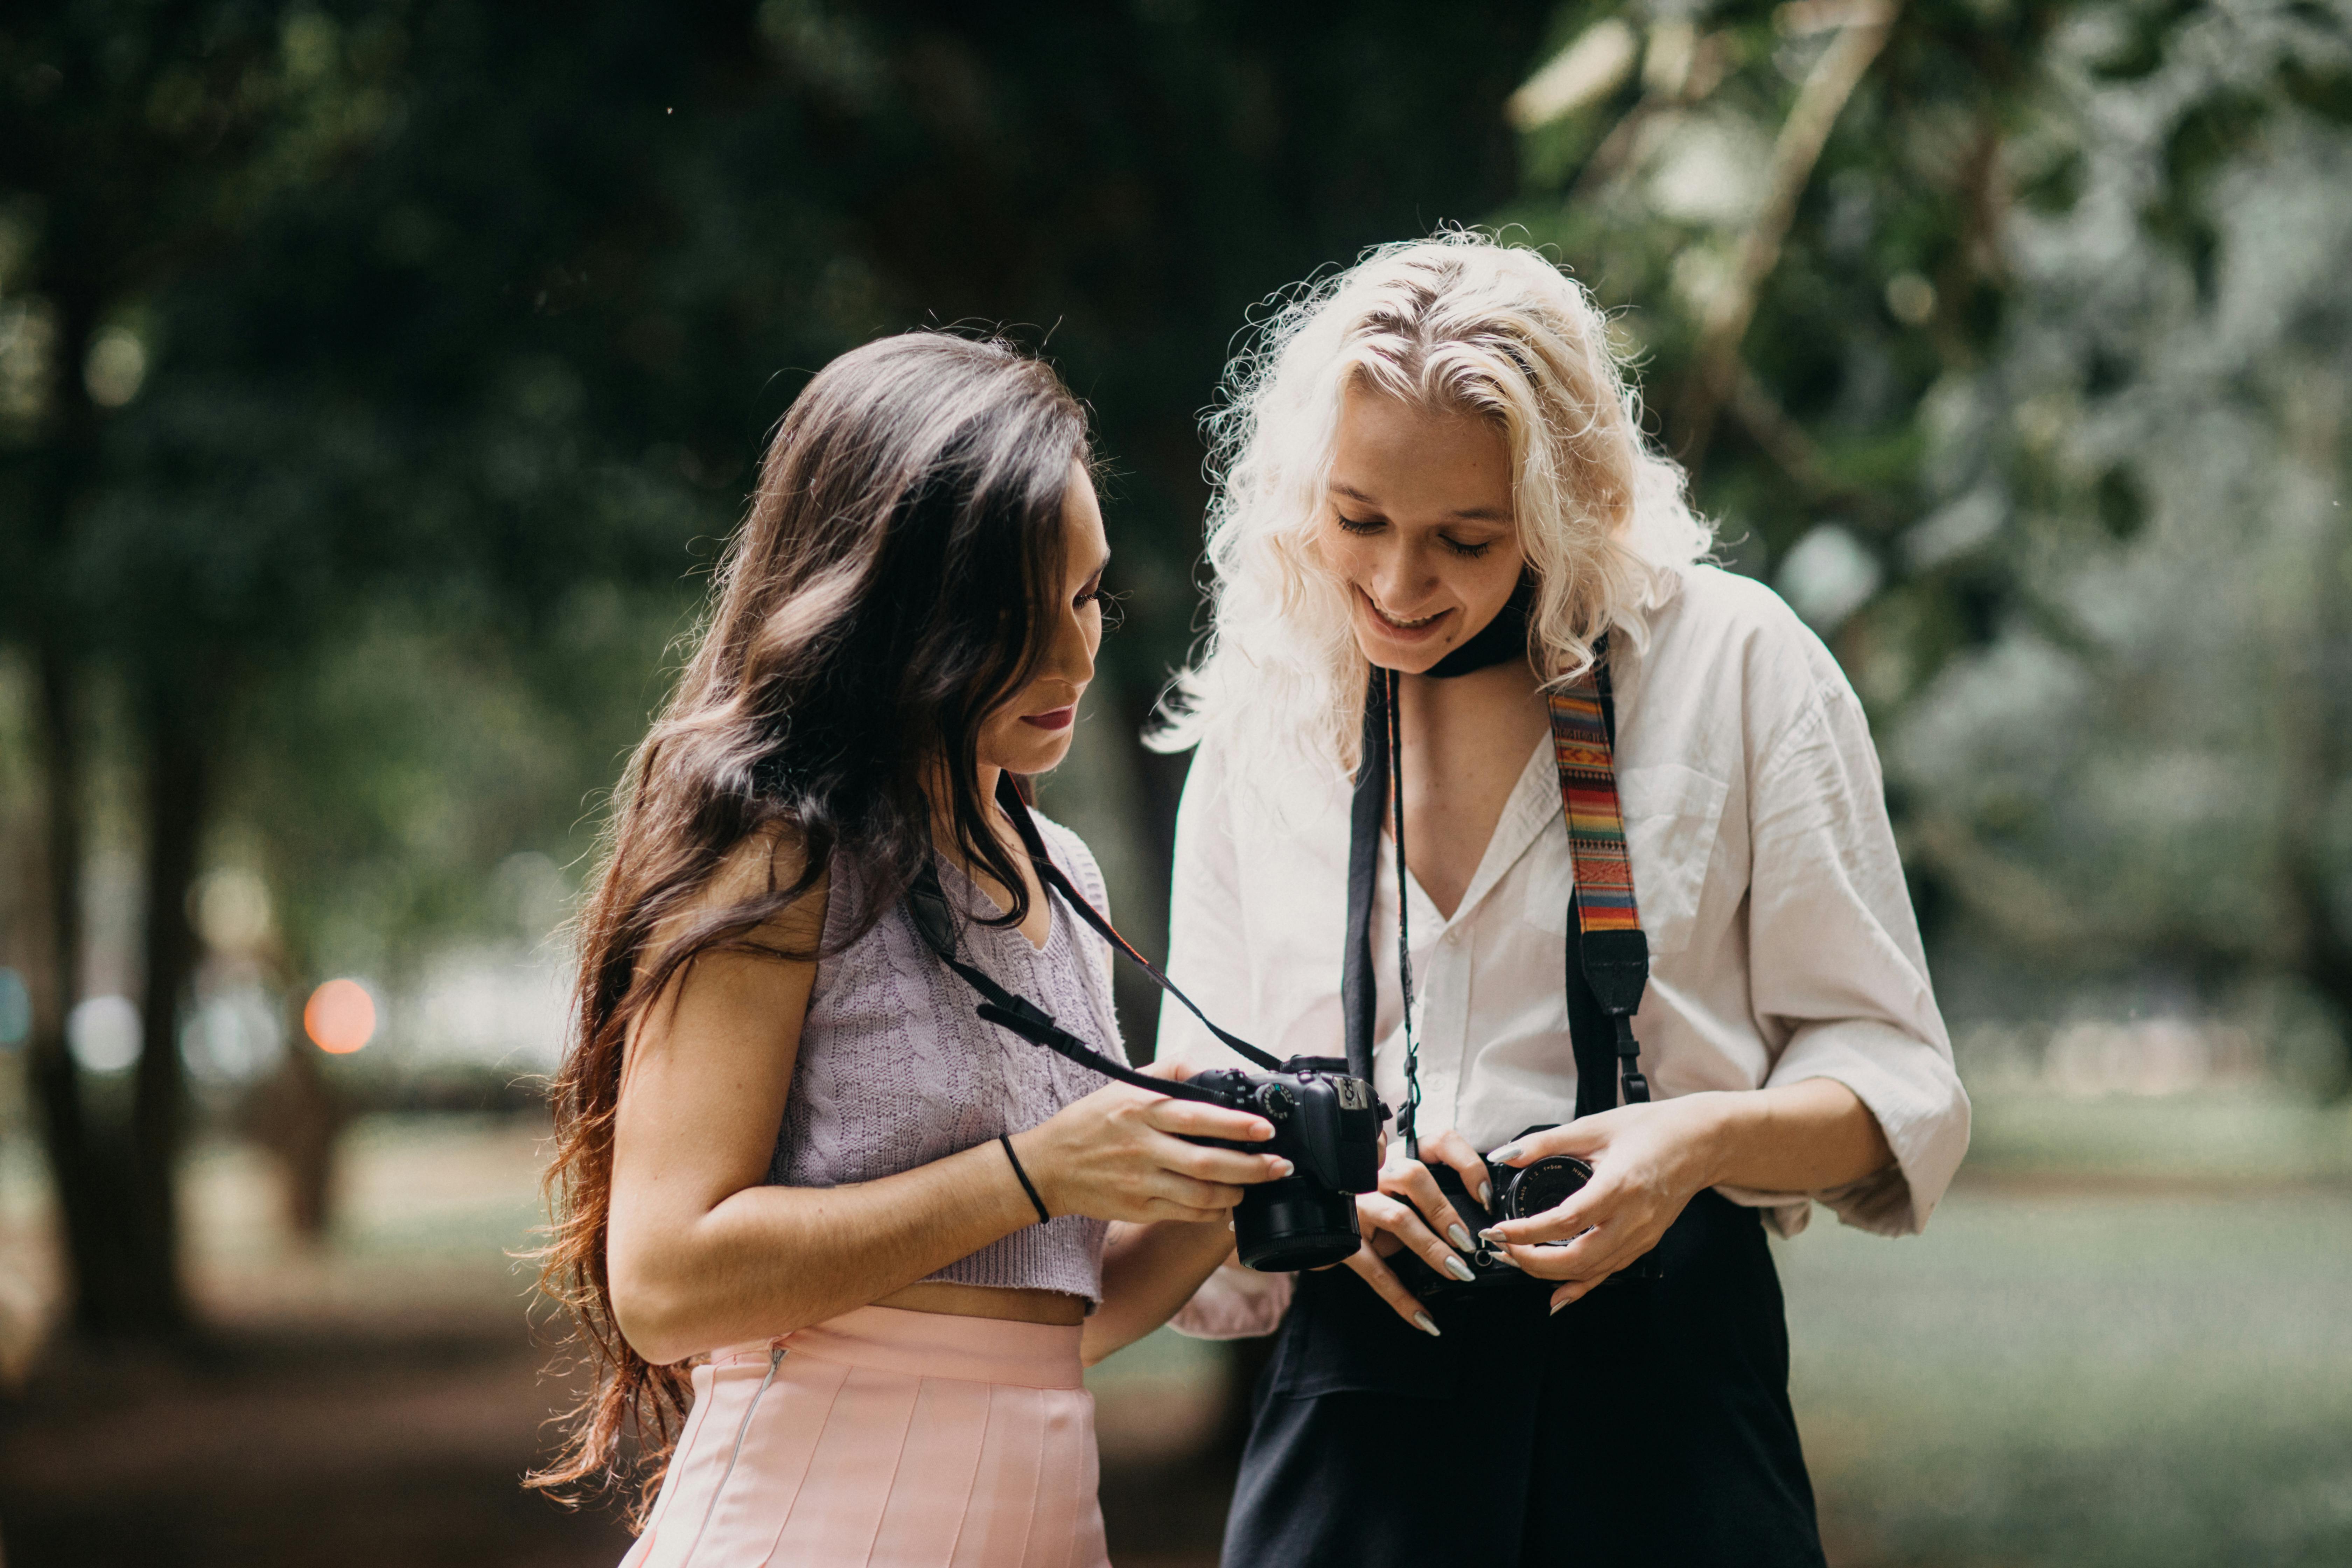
[1687,1077,1892,1192]
[1082,1217,1239,1366]
[607,856,1031,1364]
[606,844,1286,1367]
[1468,1078,1890,1311]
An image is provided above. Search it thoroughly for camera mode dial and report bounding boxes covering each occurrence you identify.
[1253,1083,1295,1120]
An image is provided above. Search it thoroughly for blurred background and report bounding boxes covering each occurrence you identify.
[2,0,2349,1563]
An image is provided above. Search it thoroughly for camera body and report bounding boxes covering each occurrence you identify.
[1184,1056,1386,1272]
[1389,1126,1594,1304]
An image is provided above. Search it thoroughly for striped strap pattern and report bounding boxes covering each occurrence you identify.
[1547,671,1642,937]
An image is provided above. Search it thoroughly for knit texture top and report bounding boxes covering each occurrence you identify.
[767,813,1124,1303]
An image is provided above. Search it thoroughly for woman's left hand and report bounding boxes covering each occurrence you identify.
[1476,1094,1727,1312]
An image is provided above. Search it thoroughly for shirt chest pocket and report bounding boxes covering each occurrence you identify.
[1522,762,1730,959]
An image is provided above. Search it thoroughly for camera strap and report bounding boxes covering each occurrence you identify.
[1342,634,1653,1155]
[1548,644,1653,1114]
[905,775,1287,1109]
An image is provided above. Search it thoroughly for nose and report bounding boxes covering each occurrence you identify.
[1369,535,1439,612]
[1045,593,1097,692]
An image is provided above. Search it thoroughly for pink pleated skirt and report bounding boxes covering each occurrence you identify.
[620,1305,1109,1568]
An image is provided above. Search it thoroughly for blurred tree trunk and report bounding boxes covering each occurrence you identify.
[25,643,136,1335]
[20,282,204,1336]
[121,677,213,1330]
[19,275,159,1338]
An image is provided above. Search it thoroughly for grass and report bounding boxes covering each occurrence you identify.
[1779,1086,2352,1567]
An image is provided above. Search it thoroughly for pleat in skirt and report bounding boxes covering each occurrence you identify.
[621,1305,1109,1568]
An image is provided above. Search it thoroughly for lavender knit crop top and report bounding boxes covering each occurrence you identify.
[766,814,1125,1303]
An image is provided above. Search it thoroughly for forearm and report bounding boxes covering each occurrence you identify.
[1081,1217,1237,1366]
[1689,1077,1893,1194]
[614,1138,1038,1364]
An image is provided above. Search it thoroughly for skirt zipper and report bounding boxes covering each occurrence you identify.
[678,1343,786,1567]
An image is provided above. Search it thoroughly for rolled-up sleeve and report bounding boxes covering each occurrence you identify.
[1740,679,1970,1236]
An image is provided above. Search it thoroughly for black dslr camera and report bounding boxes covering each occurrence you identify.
[1186,1058,1387,1272]
[1388,1125,1594,1304]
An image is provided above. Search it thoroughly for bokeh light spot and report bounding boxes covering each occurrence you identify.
[304,979,377,1054]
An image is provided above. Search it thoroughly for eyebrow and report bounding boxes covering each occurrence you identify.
[1329,482,1511,524]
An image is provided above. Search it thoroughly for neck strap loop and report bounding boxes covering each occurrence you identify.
[904,775,1287,1108]
[1340,635,1653,1152]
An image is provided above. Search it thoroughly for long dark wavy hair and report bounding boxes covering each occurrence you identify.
[531,332,1091,1514]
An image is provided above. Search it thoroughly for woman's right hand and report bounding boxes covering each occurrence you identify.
[1334,1127,1492,1336]
[1009,1061,1290,1225]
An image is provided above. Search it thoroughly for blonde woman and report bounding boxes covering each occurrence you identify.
[1156,233,1970,1566]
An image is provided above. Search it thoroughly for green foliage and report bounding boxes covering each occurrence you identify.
[1503,0,2352,1063]
[1,0,1556,1053]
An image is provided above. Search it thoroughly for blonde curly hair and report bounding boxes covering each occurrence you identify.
[1153,230,1712,788]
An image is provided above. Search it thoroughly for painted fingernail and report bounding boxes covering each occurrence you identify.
[1549,1297,1569,1316]
[1478,1226,1506,1242]
[1269,1158,1295,1178]
[1412,1312,1441,1337]
[1447,1224,1472,1250]
[1479,1182,1494,1208]
[1444,1255,1477,1282]
[1490,1143,1524,1163]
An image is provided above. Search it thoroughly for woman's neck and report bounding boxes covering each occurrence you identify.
[1401,654,1544,720]
[1393,656,1550,919]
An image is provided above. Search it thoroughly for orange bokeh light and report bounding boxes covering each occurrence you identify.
[304,978,377,1054]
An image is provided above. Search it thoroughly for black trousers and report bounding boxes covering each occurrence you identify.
[1219,1190,1827,1568]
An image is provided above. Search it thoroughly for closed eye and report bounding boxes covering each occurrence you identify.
[1078,581,1125,630]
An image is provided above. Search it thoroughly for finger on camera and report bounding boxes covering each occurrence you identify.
[1359,1195,1464,1278]
[1379,1161,1471,1256]
[1418,1128,1493,1214]
[1491,1119,1604,1167]
[1502,1224,1616,1281]
[1160,1138,1290,1187]
[1483,1183,1607,1247]
[1343,1245,1441,1335]
[1147,1098,1274,1143]
[1166,1171,1250,1209]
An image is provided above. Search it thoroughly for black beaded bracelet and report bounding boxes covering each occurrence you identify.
[998,1134,1051,1226]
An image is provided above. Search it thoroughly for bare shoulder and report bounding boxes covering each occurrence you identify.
[639,823,831,984]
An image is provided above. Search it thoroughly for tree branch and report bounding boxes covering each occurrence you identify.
[1680,2,1903,469]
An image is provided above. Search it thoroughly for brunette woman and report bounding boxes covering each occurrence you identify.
[535,333,1285,1568]
[1156,235,1971,1565]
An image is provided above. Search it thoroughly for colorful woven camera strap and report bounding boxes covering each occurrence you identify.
[1546,646,1653,1107]
[1345,636,1654,1158]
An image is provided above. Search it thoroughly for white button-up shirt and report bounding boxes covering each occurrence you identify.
[1158,564,1969,1246]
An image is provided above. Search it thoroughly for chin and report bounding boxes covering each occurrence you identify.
[1351,617,1454,677]
[993,733,1076,780]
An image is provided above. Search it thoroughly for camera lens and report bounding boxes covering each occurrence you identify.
[1503,1154,1592,1220]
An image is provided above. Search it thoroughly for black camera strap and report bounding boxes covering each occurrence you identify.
[905,775,1287,1109]
[1342,634,1653,1153]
